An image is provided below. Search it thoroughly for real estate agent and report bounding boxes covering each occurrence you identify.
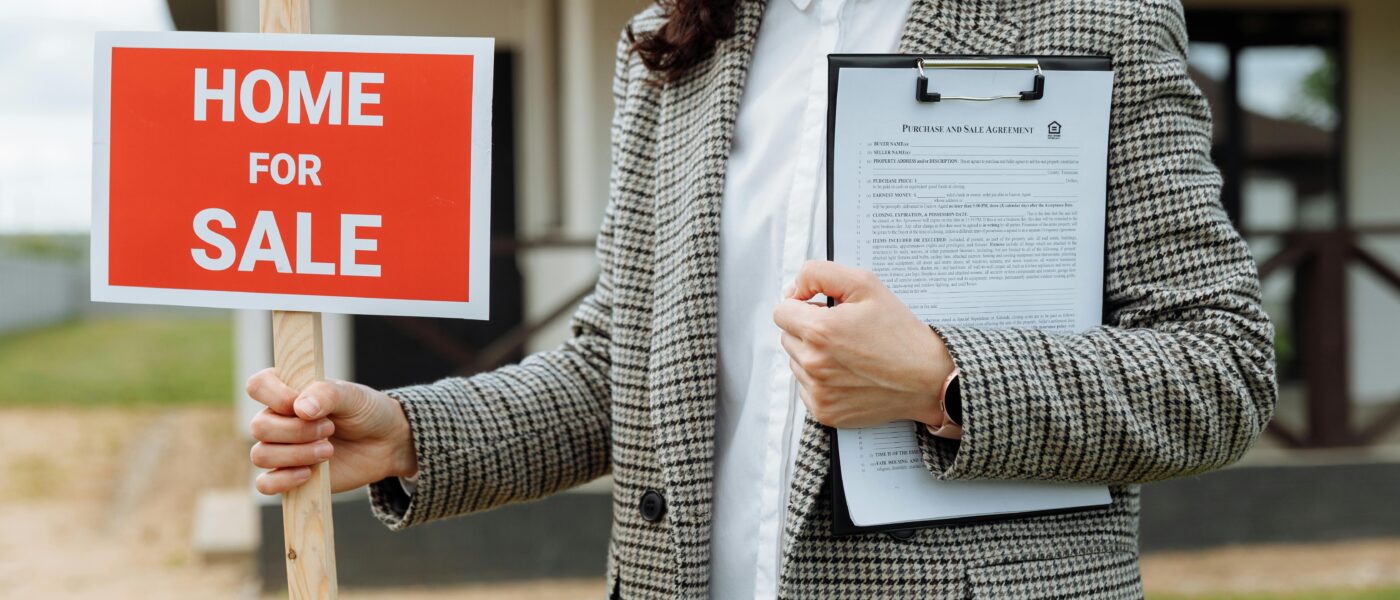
[245,0,1278,597]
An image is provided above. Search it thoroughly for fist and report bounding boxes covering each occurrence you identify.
[773,261,955,428]
[246,369,419,494]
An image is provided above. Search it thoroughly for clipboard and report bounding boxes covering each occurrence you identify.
[824,54,1114,536]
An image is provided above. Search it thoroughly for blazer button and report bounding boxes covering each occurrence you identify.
[639,489,666,522]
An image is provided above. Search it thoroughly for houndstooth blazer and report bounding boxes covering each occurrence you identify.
[369,0,1277,597]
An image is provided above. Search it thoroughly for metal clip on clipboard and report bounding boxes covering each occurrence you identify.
[914,57,1045,102]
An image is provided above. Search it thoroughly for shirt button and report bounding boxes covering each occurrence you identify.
[639,489,666,523]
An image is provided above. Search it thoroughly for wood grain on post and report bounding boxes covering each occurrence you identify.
[272,311,338,599]
[261,0,310,35]
[262,2,337,599]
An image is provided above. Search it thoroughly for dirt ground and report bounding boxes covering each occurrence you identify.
[1,406,1398,599]
[0,407,252,598]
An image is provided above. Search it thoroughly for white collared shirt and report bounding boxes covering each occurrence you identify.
[711,0,913,597]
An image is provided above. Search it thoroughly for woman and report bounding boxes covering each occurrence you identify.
[245,0,1277,597]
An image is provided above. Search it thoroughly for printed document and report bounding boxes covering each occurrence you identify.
[830,64,1114,527]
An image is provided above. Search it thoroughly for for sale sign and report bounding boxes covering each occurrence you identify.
[92,32,493,319]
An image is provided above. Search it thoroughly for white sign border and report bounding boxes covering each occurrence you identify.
[92,31,494,320]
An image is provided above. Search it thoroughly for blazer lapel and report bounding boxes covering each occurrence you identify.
[784,0,1025,540]
[647,0,766,590]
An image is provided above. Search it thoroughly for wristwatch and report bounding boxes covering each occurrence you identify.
[925,368,963,439]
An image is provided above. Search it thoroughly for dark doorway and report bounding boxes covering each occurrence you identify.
[352,51,524,389]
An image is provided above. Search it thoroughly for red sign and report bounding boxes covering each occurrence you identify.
[93,33,494,319]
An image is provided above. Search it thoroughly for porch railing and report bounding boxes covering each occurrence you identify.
[1251,225,1400,447]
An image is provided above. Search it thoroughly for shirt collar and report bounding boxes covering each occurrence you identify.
[789,0,814,11]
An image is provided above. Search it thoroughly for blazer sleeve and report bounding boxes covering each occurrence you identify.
[916,0,1278,485]
[367,33,638,530]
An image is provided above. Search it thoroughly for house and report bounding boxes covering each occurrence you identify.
[165,0,1400,590]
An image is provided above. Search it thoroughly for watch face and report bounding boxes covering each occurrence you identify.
[945,376,963,424]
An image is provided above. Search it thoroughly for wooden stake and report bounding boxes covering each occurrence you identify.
[261,0,311,35]
[261,3,336,598]
[272,311,338,599]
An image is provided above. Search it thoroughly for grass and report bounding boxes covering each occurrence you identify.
[1150,590,1400,600]
[0,316,232,407]
[0,233,87,262]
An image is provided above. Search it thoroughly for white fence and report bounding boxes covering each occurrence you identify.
[0,257,83,334]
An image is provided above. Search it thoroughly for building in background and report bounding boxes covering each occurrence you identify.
[164,0,1400,590]
[1180,2,1400,449]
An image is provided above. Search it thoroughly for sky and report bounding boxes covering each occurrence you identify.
[0,0,172,232]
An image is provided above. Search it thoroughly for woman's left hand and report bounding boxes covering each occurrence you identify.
[773,260,956,429]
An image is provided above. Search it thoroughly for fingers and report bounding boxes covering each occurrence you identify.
[255,467,312,495]
[249,439,334,470]
[250,408,334,444]
[789,357,816,389]
[791,260,874,303]
[245,368,298,415]
[779,331,802,360]
[780,332,823,371]
[245,369,356,422]
[294,380,345,420]
[797,383,816,416]
[773,298,827,340]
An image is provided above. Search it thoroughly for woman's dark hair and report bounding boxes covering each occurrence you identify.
[627,0,739,84]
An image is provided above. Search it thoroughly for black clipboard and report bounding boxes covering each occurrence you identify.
[825,54,1114,536]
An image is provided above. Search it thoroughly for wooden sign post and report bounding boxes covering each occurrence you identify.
[260,5,337,599]
[273,312,337,598]
[91,9,495,599]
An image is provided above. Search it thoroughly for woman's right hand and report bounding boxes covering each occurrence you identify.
[246,368,419,495]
